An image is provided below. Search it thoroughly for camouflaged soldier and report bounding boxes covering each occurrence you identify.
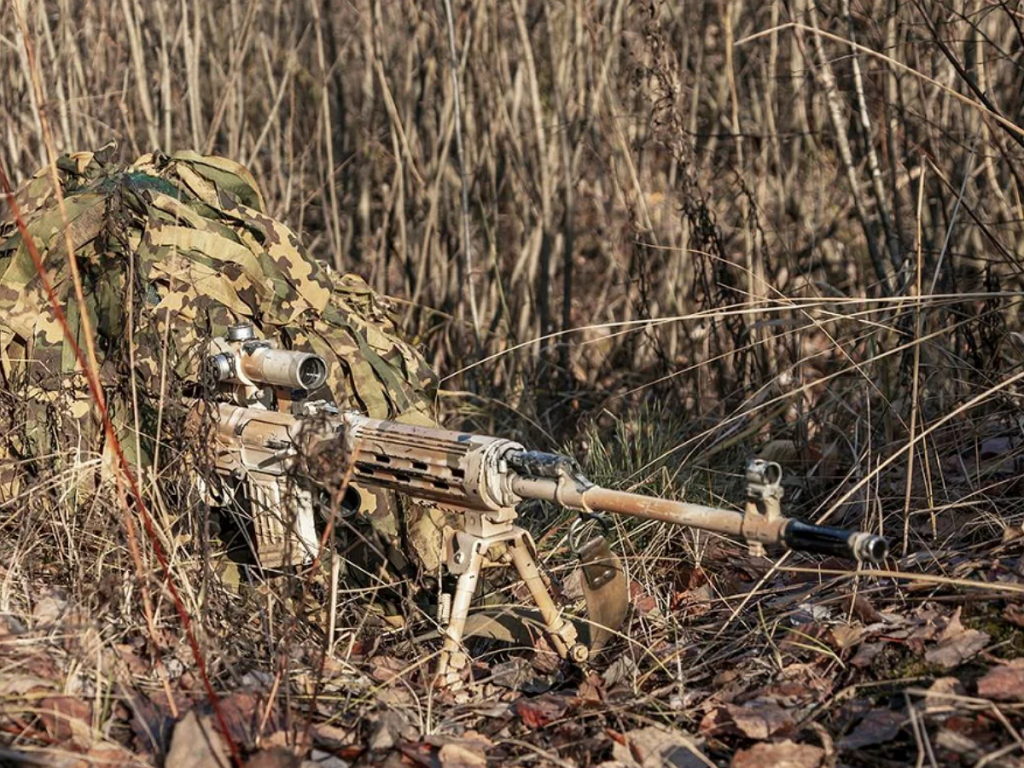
[0,147,451,600]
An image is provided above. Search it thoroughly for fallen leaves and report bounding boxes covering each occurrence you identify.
[31,593,68,626]
[38,696,93,749]
[700,699,795,740]
[368,654,409,685]
[976,659,1024,701]
[923,677,964,717]
[83,743,145,767]
[611,725,707,768]
[933,713,1008,764]
[366,709,417,752]
[923,608,990,670]
[243,747,301,768]
[1003,603,1024,628]
[218,692,286,751]
[4,511,1024,768]
[436,741,487,768]
[841,593,884,624]
[434,734,491,768]
[837,708,904,751]
[514,693,574,729]
[731,740,824,768]
[166,710,231,768]
[849,641,884,668]
[630,582,659,617]
[577,670,607,705]
[0,673,54,697]
[390,733,492,768]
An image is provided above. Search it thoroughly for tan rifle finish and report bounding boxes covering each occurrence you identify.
[208,401,885,688]
[202,325,886,689]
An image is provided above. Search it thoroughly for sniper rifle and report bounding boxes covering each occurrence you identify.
[200,323,888,687]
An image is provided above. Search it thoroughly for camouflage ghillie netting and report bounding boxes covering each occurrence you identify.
[0,147,450,579]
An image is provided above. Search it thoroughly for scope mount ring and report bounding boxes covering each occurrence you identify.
[569,512,612,556]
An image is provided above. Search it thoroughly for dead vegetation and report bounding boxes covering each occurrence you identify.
[3,0,1024,766]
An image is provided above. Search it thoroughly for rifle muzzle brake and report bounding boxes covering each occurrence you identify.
[782,519,888,564]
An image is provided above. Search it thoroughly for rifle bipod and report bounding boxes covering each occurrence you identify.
[435,509,589,691]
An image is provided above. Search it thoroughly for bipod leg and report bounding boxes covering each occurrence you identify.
[436,536,487,690]
[509,530,588,665]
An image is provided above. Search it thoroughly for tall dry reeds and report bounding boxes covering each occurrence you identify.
[5,7,1024,765]
[4,0,1024,549]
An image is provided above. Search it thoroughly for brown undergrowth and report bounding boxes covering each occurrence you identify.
[2,397,1023,767]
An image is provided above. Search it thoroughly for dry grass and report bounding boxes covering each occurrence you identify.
[3,0,1024,766]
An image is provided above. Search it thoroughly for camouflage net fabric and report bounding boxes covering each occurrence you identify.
[0,147,450,578]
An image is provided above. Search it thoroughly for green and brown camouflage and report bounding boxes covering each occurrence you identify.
[0,147,445,578]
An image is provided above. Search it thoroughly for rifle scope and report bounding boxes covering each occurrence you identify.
[239,345,327,390]
[206,324,328,392]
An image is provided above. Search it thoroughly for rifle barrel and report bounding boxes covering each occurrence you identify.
[509,476,888,564]
[509,476,747,537]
